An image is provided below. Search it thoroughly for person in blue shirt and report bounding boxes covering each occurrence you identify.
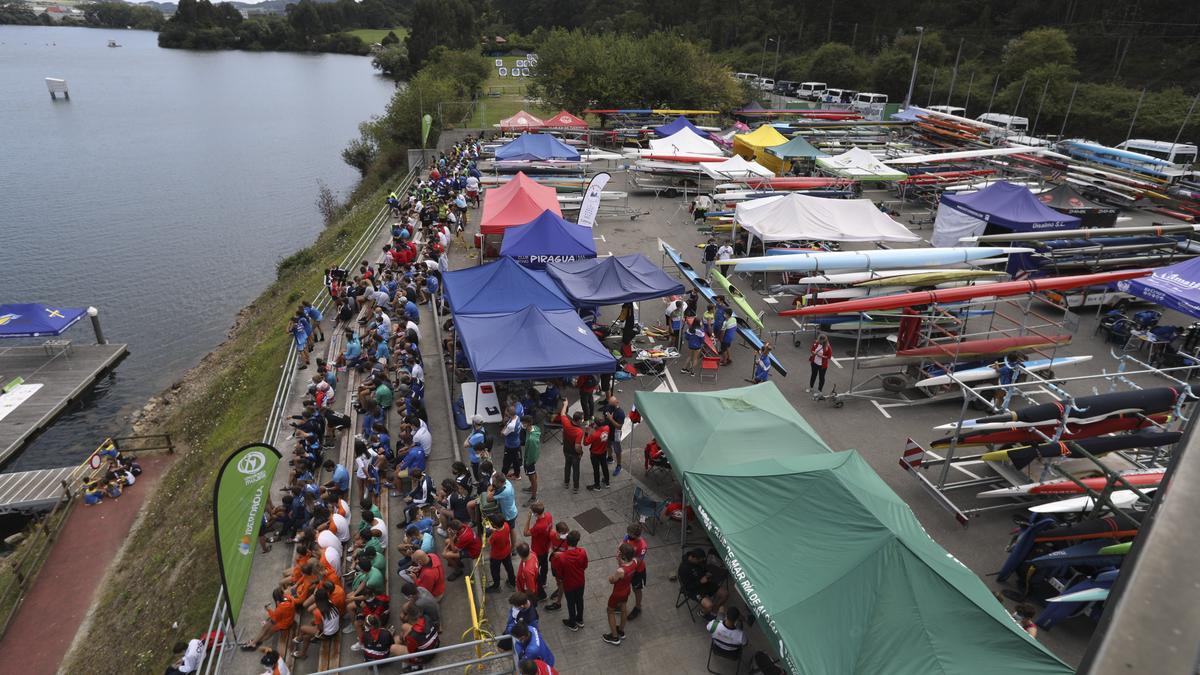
[510,623,553,666]
[501,407,524,479]
[374,339,390,363]
[289,316,310,370]
[323,460,350,495]
[504,592,539,634]
[752,344,772,383]
[463,417,486,481]
[720,315,738,366]
[405,298,420,323]
[300,301,325,342]
[489,472,519,551]
[681,320,706,376]
[398,443,427,476]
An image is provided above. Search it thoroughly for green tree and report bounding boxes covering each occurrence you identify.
[342,127,378,177]
[381,30,400,46]
[1001,28,1075,83]
[287,0,323,43]
[372,44,409,79]
[806,42,868,89]
[404,0,476,70]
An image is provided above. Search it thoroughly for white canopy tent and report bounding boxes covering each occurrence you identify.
[734,193,920,244]
[648,129,724,157]
[701,155,774,180]
[817,147,908,181]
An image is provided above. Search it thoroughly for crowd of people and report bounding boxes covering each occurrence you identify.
[82,444,142,506]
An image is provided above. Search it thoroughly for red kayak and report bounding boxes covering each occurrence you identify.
[896,334,1071,358]
[978,469,1165,498]
[783,269,1153,317]
[743,177,846,189]
[641,154,727,163]
[930,414,1170,449]
[1034,517,1138,544]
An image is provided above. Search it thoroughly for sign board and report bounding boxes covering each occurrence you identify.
[494,59,503,67]
[498,67,508,77]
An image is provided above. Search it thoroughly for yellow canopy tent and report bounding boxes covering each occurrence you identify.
[731,124,789,168]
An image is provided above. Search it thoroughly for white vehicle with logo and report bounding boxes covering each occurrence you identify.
[1117,139,1198,170]
[796,82,827,101]
[852,92,888,119]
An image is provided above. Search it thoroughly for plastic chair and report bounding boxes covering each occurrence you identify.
[632,486,667,534]
[699,356,721,382]
[707,641,744,674]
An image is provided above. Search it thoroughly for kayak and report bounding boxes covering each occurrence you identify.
[900,335,1072,360]
[1033,516,1138,544]
[1097,542,1132,555]
[930,413,1170,449]
[935,387,1179,432]
[709,269,763,332]
[783,269,1153,317]
[1047,588,1111,604]
[980,430,1180,469]
[977,468,1165,498]
[1028,487,1157,514]
[855,270,1007,286]
[782,269,955,286]
[916,355,1092,388]
[720,247,1028,274]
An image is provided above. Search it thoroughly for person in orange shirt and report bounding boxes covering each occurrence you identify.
[282,543,313,588]
[326,579,347,616]
[515,542,539,600]
[240,587,295,650]
[291,562,320,604]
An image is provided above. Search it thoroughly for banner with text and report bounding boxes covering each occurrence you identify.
[213,442,281,625]
[577,171,610,228]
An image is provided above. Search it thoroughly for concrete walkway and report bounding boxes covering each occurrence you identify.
[0,452,174,675]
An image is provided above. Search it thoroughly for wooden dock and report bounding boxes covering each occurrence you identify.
[0,467,76,514]
[0,343,128,466]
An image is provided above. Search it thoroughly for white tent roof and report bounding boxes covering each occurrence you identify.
[734,193,920,243]
[816,147,908,181]
[648,129,724,157]
[701,155,774,180]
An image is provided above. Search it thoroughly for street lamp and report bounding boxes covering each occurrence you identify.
[758,36,775,79]
[902,26,925,109]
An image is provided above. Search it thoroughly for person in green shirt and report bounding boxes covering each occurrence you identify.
[374,380,394,410]
[520,415,541,503]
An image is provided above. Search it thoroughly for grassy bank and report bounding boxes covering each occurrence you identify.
[467,55,553,128]
[60,175,403,675]
[345,25,407,45]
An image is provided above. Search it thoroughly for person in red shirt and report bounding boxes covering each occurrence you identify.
[519,658,559,675]
[550,530,588,630]
[524,502,554,600]
[542,522,570,611]
[574,374,597,419]
[486,514,516,592]
[409,551,445,600]
[557,399,585,493]
[621,523,649,620]
[584,417,610,492]
[443,519,481,582]
[603,544,637,645]
[515,542,540,599]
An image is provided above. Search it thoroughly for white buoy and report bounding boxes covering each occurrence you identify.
[46,77,69,101]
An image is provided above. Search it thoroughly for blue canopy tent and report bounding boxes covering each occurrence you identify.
[494,133,581,162]
[546,254,685,305]
[1117,256,1200,318]
[442,256,574,315]
[454,305,617,380]
[932,181,1080,247]
[0,303,86,338]
[499,210,597,269]
[654,115,707,138]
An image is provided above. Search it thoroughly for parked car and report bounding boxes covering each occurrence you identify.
[926,105,966,117]
[976,113,1029,134]
[796,82,827,101]
[756,78,776,91]
[774,80,798,96]
[733,72,760,82]
[821,88,857,105]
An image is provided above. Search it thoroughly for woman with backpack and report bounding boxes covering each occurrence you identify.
[808,333,833,398]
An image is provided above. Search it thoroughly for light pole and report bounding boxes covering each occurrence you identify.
[902,26,925,109]
[758,36,775,78]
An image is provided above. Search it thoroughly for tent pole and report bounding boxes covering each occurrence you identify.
[679,481,687,549]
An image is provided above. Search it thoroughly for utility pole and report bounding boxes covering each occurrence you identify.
[758,35,769,77]
[963,71,976,114]
[985,72,1000,116]
[1059,83,1079,139]
[1126,87,1146,142]
[772,37,783,80]
[1171,92,1200,155]
[926,67,939,107]
[1030,78,1050,138]
[902,26,925,109]
[946,37,963,107]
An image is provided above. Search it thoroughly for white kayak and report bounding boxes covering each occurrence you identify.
[916,355,1093,388]
[1047,588,1111,604]
[1028,487,1156,514]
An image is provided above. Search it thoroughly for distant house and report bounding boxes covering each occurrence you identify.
[42,5,74,22]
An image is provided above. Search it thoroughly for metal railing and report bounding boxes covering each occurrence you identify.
[308,636,519,675]
[197,167,419,675]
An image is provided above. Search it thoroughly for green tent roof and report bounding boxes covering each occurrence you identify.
[634,383,1072,675]
[766,135,829,160]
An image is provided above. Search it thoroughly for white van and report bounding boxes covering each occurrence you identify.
[852,92,888,109]
[796,82,827,101]
[1117,139,1198,168]
[733,72,759,82]
[976,113,1028,134]
[822,88,857,104]
[756,78,776,91]
[926,105,966,117]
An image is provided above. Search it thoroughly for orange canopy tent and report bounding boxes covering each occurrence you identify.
[479,172,562,235]
[542,110,589,129]
[499,110,546,131]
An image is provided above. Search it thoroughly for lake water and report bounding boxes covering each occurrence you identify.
[0,26,396,471]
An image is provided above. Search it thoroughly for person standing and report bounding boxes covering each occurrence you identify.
[501,406,523,480]
[702,238,718,279]
[520,416,541,502]
[752,343,773,383]
[719,314,738,366]
[584,417,611,492]
[551,530,588,631]
[692,193,713,223]
[681,318,706,376]
[557,400,585,493]
[524,502,553,601]
[664,299,687,345]
[575,374,597,420]
[716,240,734,264]
[602,543,638,645]
[808,333,833,398]
[622,524,648,620]
[485,514,516,592]
[516,542,540,600]
[602,396,626,477]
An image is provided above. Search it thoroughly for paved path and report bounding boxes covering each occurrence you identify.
[0,452,173,675]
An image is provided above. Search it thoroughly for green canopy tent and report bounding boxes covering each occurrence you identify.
[634,383,1072,675]
[761,135,828,175]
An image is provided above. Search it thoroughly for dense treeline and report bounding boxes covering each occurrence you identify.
[0,0,163,29]
[0,0,41,25]
[158,0,398,54]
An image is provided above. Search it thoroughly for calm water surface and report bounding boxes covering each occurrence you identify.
[0,26,395,470]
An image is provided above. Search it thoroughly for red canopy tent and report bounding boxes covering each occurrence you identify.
[499,110,546,132]
[542,110,588,129]
[479,172,562,235]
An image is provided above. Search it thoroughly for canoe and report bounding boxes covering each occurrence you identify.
[782,269,955,286]
[722,247,1029,275]
[1097,542,1132,556]
[916,355,1092,388]
[899,335,1072,359]
[929,413,1170,449]
[1047,588,1111,604]
[976,468,1165,498]
[936,387,1179,432]
[709,269,763,332]
[980,430,1180,469]
[855,270,1006,287]
[1028,487,1156,514]
[965,224,1200,244]
[1032,516,1138,544]
[783,269,1153,317]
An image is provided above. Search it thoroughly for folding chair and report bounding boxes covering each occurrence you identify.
[699,355,721,382]
[748,651,785,675]
[675,585,698,623]
[707,642,744,674]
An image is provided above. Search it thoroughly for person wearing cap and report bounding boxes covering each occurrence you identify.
[463,417,487,481]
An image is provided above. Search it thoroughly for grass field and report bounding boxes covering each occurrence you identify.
[345,25,407,45]
[465,55,554,129]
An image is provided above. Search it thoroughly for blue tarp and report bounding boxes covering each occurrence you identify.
[0,303,86,338]
[546,254,686,305]
[1117,256,1200,318]
[494,133,581,161]
[499,210,597,269]
[454,305,617,380]
[442,257,574,315]
[942,182,1081,233]
[654,115,707,138]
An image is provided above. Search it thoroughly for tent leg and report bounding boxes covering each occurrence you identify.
[679,484,687,549]
[473,381,480,416]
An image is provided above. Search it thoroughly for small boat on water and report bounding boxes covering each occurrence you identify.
[107,40,121,48]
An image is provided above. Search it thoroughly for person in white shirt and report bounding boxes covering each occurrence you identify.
[717,242,734,261]
[410,360,425,383]
[168,637,204,674]
[706,607,748,653]
[412,417,433,453]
